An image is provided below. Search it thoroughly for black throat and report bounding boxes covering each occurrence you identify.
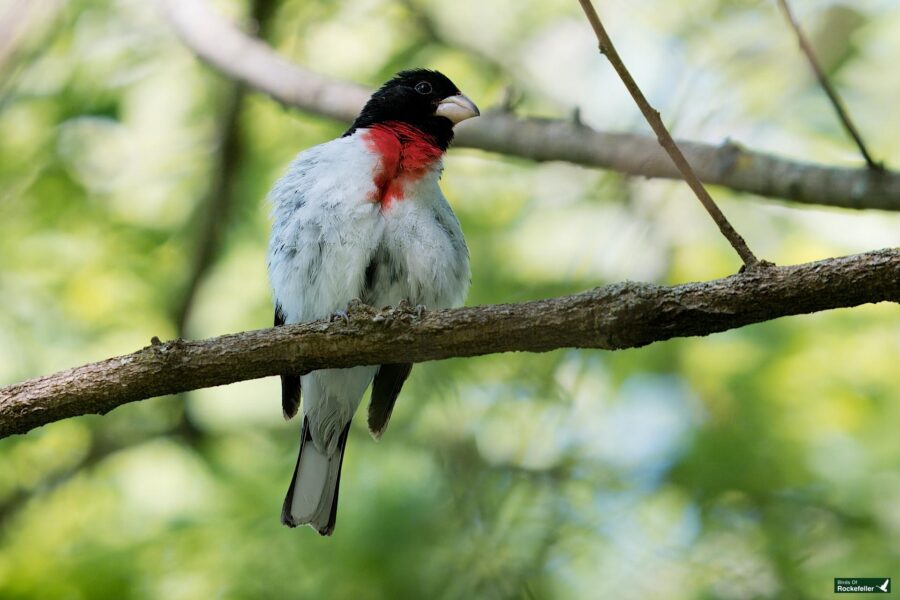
[344,108,455,151]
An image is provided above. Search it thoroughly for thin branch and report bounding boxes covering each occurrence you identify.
[154,0,900,212]
[155,0,371,120]
[449,115,900,211]
[1,248,897,439]
[776,0,883,171]
[576,0,759,267]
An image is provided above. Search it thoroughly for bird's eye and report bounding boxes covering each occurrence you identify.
[414,81,433,95]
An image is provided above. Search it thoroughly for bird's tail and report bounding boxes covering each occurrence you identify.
[281,417,350,536]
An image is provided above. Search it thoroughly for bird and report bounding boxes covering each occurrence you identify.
[267,69,478,535]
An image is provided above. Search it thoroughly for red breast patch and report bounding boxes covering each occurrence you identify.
[364,121,444,208]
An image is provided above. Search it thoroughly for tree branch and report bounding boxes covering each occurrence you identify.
[576,0,759,267]
[155,0,900,212]
[776,0,883,171]
[1,249,897,439]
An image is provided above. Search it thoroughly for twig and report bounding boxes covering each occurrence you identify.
[576,0,760,268]
[1,248,897,439]
[155,0,900,212]
[776,0,883,171]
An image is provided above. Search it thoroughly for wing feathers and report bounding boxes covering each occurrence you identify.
[275,304,302,419]
[368,363,413,438]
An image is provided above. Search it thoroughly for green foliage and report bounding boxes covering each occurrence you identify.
[1,0,898,598]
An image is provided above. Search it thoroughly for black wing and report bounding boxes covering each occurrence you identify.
[275,304,302,419]
[368,363,413,438]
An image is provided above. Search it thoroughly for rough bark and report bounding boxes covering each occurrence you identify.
[155,0,900,211]
[1,248,897,439]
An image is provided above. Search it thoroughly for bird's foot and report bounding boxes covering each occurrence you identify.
[330,298,367,323]
[395,299,426,318]
[329,309,350,324]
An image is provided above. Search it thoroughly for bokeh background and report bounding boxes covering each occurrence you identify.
[1,0,899,598]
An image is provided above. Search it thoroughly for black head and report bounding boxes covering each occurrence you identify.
[345,69,479,149]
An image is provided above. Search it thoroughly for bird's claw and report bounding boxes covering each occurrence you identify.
[393,299,425,318]
[329,310,350,324]
[330,298,367,323]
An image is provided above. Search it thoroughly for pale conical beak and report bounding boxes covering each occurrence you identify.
[434,94,480,124]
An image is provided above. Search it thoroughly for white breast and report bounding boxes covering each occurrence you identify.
[372,171,470,309]
[268,131,469,323]
[268,134,385,323]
